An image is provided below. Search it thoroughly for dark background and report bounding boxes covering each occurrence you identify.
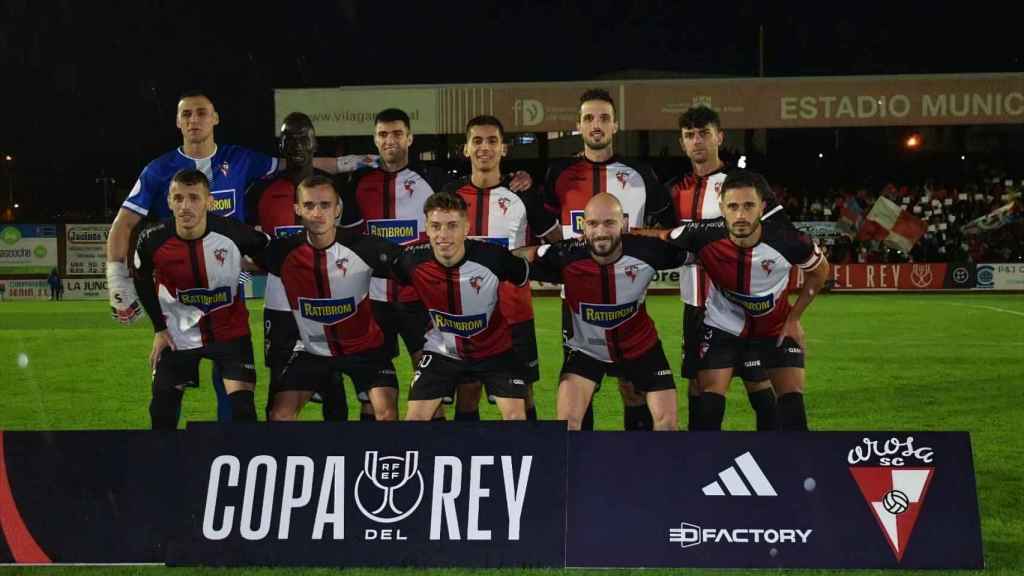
[2,1,1022,220]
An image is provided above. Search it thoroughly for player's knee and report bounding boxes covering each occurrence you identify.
[374,404,398,421]
[617,380,646,405]
[149,389,183,430]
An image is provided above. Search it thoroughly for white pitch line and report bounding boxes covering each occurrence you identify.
[949,303,1024,318]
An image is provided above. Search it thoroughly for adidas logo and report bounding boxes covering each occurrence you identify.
[702,451,777,497]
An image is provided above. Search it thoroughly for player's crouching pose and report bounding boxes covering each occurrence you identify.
[660,170,830,431]
[264,175,402,421]
[392,192,532,421]
[133,169,269,429]
[516,193,687,431]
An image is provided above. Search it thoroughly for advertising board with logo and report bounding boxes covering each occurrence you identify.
[65,224,111,276]
[170,422,566,567]
[565,432,981,569]
[976,262,1024,290]
[0,224,58,276]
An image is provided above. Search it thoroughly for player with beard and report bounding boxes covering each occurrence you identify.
[516,194,685,431]
[659,170,829,430]
[542,89,674,431]
[667,106,781,431]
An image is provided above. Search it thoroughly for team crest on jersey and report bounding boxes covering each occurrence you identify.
[177,286,233,314]
[615,171,630,189]
[429,310,487,338]
[367,219,419,244]
[760,259,776,275]
[219,162,230,177]
[213,248,228,266]
[336,258,349,276]
[209,189,237,217]
[468,275,485,294]
[497,197,511,215]
[570,210,585,234]
[722,290,775,317]
[403,178,417,195]
[580,301,639,329]
[273,225,303,238]
[469,236,510,248]
[624,263,641,283]
[298,296,357,325]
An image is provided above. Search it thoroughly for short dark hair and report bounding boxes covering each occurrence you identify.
[296,174,339,202]
[579,88,615,116]
[423,192,468,216]
[170,169,210,192]
[178,89,214,103]
[721,170,771,201]
[678,105,722,131]
[374,108,411,130]
[466,115,505,139]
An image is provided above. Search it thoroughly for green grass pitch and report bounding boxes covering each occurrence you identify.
[0,294,1021,575]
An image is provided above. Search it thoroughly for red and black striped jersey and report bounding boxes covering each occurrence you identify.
[543,156,674,239]
[342,164,443,303]
[264,232,398,357]
[530,235,687,362]
[666,219,824,338]
[245,169,355,239]
[133,215,269,349]
[392,240,529,360]
[442,177,542,324]
[666,165,790,306]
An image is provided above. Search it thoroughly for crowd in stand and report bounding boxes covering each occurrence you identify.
[779,177,1023,264]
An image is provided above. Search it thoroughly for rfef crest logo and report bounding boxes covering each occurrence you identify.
[847,436,935,563]
[354,451,424,524]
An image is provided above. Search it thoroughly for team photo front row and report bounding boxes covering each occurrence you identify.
[131,164,827,432]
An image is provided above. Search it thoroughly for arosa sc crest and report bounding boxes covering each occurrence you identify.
[355,451,425,524]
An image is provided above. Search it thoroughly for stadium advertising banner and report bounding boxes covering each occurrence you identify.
[790,263,987,291]
[975,262,1024,290]
[278,73,1024,135]
[0,431,181,564]
[169,422,567,567]
[65,224,110,276]
[0,278,107,300]
[566,432,982,569]
[0,225,57,276]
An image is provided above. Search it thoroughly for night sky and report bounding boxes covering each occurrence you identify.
[2,0,1022,219]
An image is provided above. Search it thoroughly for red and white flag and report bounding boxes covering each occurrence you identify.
[857,196,927,253]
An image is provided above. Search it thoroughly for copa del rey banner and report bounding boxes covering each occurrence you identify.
[788,263,983,291]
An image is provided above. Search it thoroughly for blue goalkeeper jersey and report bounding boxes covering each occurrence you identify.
[121,144,278,221]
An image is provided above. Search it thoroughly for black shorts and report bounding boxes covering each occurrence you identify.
[372,300,429,358]
[153,336,256,393]
[561,298,573,360]
[683,305,768,381]
[264,308,300,395]
[561,341,676,393]
[699,325,805,374]
[409,350,528,402]
[280,349,398,395]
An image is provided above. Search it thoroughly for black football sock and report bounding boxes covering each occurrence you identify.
[624,404,654,430]
[777,392,808,431]
[748,388,777,431]
[228,390,257,422]
[697,392,726,431]
[525,405,538,421]
[150,389,183,430]
[454,409,480,422]
[687,393,701,431]
[581,402,595,430]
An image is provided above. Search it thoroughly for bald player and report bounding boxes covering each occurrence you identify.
[517,194,685,430]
